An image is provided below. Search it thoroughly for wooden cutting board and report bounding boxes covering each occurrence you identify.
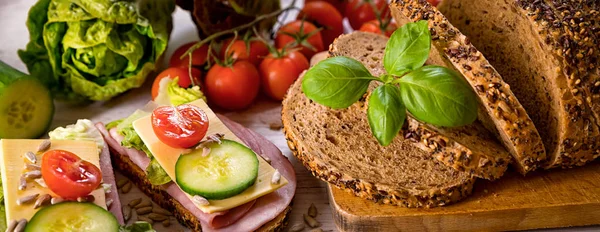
[327,162,600,231]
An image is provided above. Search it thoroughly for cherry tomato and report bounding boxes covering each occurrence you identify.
[305,0,347,14]
[358,20,398,37]
[221,39,270,66]
[204,61,260,110]
[152,104,209,149]
[275,20,324,59]
[151,67,202,100]
[297,1,344,47]
[41,150,102,199]
[169,42,209,68]
[260,51,310,101]
[345,0,391,30]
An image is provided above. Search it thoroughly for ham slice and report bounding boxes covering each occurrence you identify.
[98,144,125,224]
[96,115,296,231]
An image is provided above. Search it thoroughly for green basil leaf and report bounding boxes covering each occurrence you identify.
[302,56,376,109]
[367,84,406,146]
[384,20,431,76]
[397,65,478,127]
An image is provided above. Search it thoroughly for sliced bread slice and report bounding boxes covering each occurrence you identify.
[283,74,476,207]
[329,32,511,180]
[437,0,600,168]
[390,0,547,174]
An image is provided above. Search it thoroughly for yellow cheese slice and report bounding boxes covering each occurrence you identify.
[0,140,106,222]
[133,99,288,213]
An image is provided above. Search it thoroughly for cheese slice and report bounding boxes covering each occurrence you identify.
[133,99,288,213]
[0,140,106,222]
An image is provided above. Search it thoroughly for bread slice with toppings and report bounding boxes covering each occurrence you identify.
[389,0,547,175]
[437,0,600,168]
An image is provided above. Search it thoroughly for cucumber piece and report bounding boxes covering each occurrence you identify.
[176,139,259,200]
[25,202,119,232]
[0,61,54,139]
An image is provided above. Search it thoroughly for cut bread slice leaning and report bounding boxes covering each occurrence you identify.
[437,0,600,168]
[328,32,510,180]
[390,0,547,175]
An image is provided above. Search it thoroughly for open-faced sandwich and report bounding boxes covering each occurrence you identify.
[0,119,160,231]
[96,77,297,231]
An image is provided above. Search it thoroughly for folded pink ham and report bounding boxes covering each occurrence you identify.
[99,145,124,224]
[95,115,296,231]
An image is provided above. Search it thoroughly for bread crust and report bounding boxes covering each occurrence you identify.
[108,147,291,232]
[390,0,547,174]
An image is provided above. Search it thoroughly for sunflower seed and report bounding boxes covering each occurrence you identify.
[192,195,209,206]
[162,219,171,227]
[23,170,41,179]
[51,197,63,205]
[33,194,51,209]
[148,213,168,221]
[37,140,51,153]
[308,203,318,217]
[17,194,38,205]
[201,147,211,157]
[102,183,112,194]
[123,205,132,222]
[77,195,95,203]
[128,198,142,207]
[136,206,153,215]
[6,220,17,232]
[116,179,129,188]
[151,207,173,216]
[25,163,40,171]
[106,198,114,209]
[303,214,320,228]
[134,199,152,209]
[18,176,27,191]
[14,219,27,232]
[137,216,153,224]
[208,133,224,144]
[34,178,47,188]
[23,152,36,163]
[121,181,132,194]
[289,223,305,232]
[271,171,281,185]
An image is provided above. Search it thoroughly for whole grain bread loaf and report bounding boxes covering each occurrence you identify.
[389,0,547,175]
[438,0,600,168]
[328,32,511,180]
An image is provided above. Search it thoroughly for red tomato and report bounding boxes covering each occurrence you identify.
[428,0,441,6]
[275,20,324,59]
[297,1,344,46]
[41,150,102,199]
[169,42,209,68]
[358,20,398,37]
[151,67,202,100]
[204,61,260,110]
[305,0,347,14]
[260,51,310,101]
[152,104,209,149]
[221,39,270,66]
[345,0,391,29]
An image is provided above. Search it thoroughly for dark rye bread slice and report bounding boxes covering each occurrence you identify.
[282,74,476,207]
[438,0,600,168]
[329,32,510,180]
[389,0,547,175]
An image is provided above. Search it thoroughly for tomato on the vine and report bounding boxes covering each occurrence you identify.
[152,104,209,149]
[345,0,391,30]
[305,0,347,14]
[260,50,310,101]
[151,67,202,100]
[359,20,397,37]
[275,20,324,59]
[221,39,270,66]
[169,42,210,68]
[204,61,260,110]
[42,150,102,199]
[297,1,344,47]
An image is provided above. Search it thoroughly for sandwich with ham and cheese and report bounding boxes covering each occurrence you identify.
[96,77,297,231]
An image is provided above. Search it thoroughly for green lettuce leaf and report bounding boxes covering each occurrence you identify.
[154,77,206,106]
[146,159,171,185]
[18,0,175,101]
[48,119,106,149]
[119,221,156,232]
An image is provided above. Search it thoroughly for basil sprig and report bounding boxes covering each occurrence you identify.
[302,20,478,146]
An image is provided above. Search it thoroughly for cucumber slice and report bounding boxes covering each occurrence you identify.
[0,61,53,139]
[176,139,259,200]
[25,202,119,232]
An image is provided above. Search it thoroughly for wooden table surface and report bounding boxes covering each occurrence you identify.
[1,1,597,231]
